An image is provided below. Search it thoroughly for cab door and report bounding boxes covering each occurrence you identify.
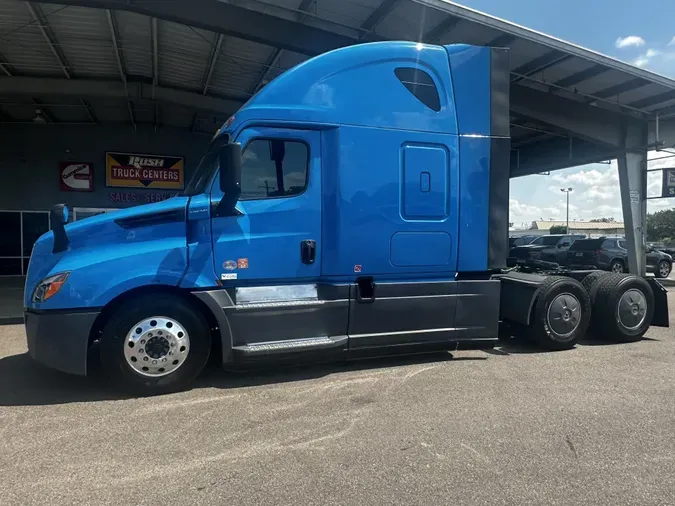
[210,127,321,283]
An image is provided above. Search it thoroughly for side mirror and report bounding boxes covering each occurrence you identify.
[50,204,70,253]
[218,143,242,215]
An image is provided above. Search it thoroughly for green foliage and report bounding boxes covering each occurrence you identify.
[646,209,675,242]
[550,225,567,234]
[589,217,615,223]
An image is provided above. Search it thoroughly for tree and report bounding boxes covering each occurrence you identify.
[646,209,675,242]
[550,225,567,234]
[590,217,615,223]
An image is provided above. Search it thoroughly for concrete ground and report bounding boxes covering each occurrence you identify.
[1,293,675,506]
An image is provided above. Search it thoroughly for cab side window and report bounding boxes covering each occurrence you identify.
[239,139,309,200]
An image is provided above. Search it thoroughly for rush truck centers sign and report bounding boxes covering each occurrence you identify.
[106,152,184,190]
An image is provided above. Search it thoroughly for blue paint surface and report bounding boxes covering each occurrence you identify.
[25,40,501,312]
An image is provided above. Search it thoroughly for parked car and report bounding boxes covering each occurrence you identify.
[509,235,537,248]
[508,234,586,264]
[567,237,673,278]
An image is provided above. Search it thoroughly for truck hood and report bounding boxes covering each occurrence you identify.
[25,197,190,306]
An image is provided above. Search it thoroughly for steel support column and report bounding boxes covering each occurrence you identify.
[617,124,648,276]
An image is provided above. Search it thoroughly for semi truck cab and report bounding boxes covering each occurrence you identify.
[23,41,668,395]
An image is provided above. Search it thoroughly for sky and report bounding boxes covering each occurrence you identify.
[455,0,675,228]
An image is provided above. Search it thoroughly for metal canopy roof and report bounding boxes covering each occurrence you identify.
[2,0,675,173]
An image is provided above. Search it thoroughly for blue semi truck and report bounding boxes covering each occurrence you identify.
[24,41,669,395]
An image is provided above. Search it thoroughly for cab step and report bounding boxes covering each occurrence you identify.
[232,336,348,357]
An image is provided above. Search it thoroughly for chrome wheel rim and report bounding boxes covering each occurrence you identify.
[659,262,670,278]
[124,317,190,377]
[546,292,581,339]
[616,289,647,331]
[612,262,624,273]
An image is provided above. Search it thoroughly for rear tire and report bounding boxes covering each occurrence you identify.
[592,274,654,343]
[99,294,211,395]
[528,276,591,350]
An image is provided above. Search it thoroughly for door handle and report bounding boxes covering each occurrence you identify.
[301,240,316,265]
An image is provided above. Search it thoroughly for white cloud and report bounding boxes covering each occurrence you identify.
[646,48,661,58]
[511,154,675,227]
[509,198,541,223]
[615,36,645,49]
[669,36,675,46]
[633,56,649,67]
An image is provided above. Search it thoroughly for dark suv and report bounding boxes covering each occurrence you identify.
[509,234,586,264]
[567,237,673,278]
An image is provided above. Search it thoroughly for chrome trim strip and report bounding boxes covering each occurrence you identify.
[236,284,317,304]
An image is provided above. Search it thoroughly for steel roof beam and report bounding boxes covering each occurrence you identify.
[510,136,614,177]
[423,16,461,44]
[593,78,650,99]
[80,98,98,123]
[487,34,516,47]
[32,98,57,123]
[106,9,126,83]
[629,89,675,109]
[554,64,609,88]
[25,2,71,79]
[37,0,356,56]
[361,0,399,31]
[202,34,224,95]
[511,84,641,147]
[249,0,314,95]
[151,17,158,92]
[511,50,570,83]
[0,52,14,76]
[0,76,245,114]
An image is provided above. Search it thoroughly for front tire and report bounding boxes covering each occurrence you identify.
[99,294,211,395]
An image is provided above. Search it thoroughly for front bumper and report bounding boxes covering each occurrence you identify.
[24,309,100,376]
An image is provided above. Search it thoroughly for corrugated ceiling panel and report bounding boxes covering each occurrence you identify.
[88,98,132,124]
[210,37,274,97]
[375,1,432,42]
[159,105,194,130]
[605,83,671,106]
[115,11,152,78]
[574,70,647,96]
[435,17,496,46]
[522,58,598,87]
[158,21,213,92]
[0,2,64,77]
[310,0,381,29]
[42,5,119,79]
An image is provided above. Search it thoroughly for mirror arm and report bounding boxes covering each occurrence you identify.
[212,199,244,218]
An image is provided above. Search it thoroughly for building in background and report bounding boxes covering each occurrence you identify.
[529,221,625,238]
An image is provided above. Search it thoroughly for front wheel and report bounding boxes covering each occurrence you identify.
[99,294,211,395]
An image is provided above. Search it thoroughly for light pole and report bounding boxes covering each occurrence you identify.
[560,187,573,233]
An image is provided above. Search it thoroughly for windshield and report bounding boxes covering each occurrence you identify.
[181,134,230,196]
[531,236,561,246]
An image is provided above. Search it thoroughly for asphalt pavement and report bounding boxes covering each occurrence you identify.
[1,294,674,506]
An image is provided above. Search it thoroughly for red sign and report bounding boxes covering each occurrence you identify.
[60,162,94,192]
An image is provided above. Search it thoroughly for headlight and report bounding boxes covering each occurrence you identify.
[32,272,70,303]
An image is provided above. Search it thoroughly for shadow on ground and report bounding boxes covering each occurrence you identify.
[0,349,484,407]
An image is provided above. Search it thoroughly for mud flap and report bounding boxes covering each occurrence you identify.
[646,278,669,327]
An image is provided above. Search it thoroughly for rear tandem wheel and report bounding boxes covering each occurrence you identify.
[528,276,592,350]
[586,273,655,342]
